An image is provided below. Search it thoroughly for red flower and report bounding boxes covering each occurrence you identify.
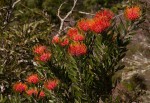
[33,45,46,55]
[77,18,89,31]
[95,9,114,21]
[67,28,85,41]
[60,38,69,46]
[26,89,38,96]
[87,19,95,29]
[52,35,60,44]
[68,42,87,56]
[72,34,85,41]
[26,74,39,84]
[89,18,110,33]
[87,9,113,33]
[67,28,78,38]
[39,52,51,62]
[125,6,141,20]
[13,82,27,93]
[44,80,58,90]
[26,89,45,98]
[39,91,45,98]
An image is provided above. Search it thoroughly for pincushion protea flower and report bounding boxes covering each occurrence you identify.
[26,74,40,84]
[39,91,45,98]
[77,18,89,31]
[68,42,87,56]
[125,6,141,20]
[52,35,60,44]
[26,89,38,96]
[95,9,114,21]
[87,19,95,29]
[85,9,113,33]
[72,34,85,41]
[67,28,85,41]
[44,79,58,90]
[67,28,78,38]
[60,37,69,46]
[13,82,27,93]
[26,89,45,98]
[89,18,110,33]
[39,52,51,62]
[33,45,51,63]
[33,45,46,55]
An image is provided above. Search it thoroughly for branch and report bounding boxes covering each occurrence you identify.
[57,2,66,20]
[78,11,95,15]
[12,0,21,8]
[57,0,77,35]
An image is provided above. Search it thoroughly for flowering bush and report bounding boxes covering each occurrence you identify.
[0,0,146,103]
[27,5,144,103]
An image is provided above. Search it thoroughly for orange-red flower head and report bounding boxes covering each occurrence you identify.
[52,35,60,44]
[39,52,51,62]
[39,91,45,98]
[89,18,110,33]
[77,18,89,31]
[26,89,38,96]
[44,79,58,90]
[26,89,45,98]
[85,9,113,33]
[33,45,46,55]
[13,82,27,93]
[67,28,85,41]
[33,45,51,63]
[87,19,95,29]
[26,74,39,84]
[60,37,69,46]
[72,34,85,41]
[95,9,114,21]
[68,42,87,56]
[125,6,141,20]
[67,28,78,38]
